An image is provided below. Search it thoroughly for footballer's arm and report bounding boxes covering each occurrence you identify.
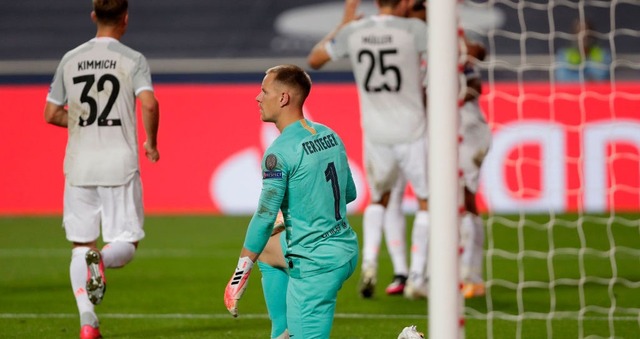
[307,43,332,70]
[44,102,68,128]
[224,170,286,316]
[138,90,160,163]
[241,165,287,261]
[308,0,361,69]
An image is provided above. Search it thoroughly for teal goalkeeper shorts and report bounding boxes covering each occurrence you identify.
[285,254,357,339]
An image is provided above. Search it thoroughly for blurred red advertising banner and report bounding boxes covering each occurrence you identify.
[1,82,638,215]
[480,82,640,213]
[1,84,367,215]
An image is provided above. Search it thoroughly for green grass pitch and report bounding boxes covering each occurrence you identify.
[1,214,639,338]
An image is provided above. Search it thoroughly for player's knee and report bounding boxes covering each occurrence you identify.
[102,241,136,268]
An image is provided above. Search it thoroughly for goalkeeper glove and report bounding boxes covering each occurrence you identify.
[224,256,254,317]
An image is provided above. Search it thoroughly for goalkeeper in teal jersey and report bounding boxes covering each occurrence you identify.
[224,64,359,339]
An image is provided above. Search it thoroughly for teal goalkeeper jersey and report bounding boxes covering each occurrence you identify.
[243,119,359,278]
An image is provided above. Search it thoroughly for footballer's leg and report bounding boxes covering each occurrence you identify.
[469,212,485,296]
[405,202,430,299]
[459,128,489,298]
[458,102,491,298]
[383,177,408,295]
[360,202,385,298]
[287,254,357,339]
[99,173,144,269]
[64,182,102,339]
[360,140,397,298]
[85,241,136,306]
[258,261,289,338]
[461,187,485,298]
[101,241,136,268]
[460,188,477,283]
[259,224,287,268]
[258,228,289,338]
[71,244,102,339]
[460,212,474,283]
[402,139,431,299]
[94,174,145,302]
[84,247,106,306]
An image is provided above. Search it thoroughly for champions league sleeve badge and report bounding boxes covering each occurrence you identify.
[263,154,282,179]
[265,154,278,170]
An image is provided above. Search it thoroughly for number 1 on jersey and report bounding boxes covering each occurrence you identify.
[325,162,342,221]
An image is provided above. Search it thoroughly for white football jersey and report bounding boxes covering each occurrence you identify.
[326,15,428,144]
[47,37,153,186]
[459,64,492,193]
[459,64,489,137]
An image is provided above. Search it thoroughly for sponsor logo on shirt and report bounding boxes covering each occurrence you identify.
[263,170,283,179]
[321,220,350,239]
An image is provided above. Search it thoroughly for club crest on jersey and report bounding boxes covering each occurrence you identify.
[265,154,278,170]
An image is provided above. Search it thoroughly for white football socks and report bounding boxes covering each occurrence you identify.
[362,204,385,270]
[102,241,135,268]
[460,213,485,282]
[409,210,429,284]
[383,203,408,276]
[460,213,474,281]
[70,246,94,320]
[471,214,485,282]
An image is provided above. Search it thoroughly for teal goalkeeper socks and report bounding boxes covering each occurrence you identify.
[257,261,288,338]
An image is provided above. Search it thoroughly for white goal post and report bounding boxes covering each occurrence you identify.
[427,0,640,338]
[427,0,463,338]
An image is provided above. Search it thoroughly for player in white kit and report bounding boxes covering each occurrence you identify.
[308,0,430,299]
[458,57,492,298]
[384,33,492,299]
[375,1,492,299]
[44,1,160,338]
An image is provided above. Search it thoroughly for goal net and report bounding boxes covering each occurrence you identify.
[462,0,640,338]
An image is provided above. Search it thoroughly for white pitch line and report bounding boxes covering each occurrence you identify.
[0,313,424,320]
[0,248,219,258]
[0,313,268,320]
[1,313,638,321]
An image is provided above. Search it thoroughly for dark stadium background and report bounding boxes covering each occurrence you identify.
[2,0,639,79]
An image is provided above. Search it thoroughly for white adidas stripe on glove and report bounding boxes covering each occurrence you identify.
[224,256,254,317]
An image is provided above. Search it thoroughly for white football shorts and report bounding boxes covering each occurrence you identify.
[63,172,145,243]
[364,136,429,202]
[459,101,492,193]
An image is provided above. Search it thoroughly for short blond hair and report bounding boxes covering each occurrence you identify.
[266,65,312,103]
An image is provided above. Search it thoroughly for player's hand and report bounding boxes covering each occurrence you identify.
[224,256,254,317]
[144,141,160,163]
[342,0,363,24]
[271,210,285,235]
